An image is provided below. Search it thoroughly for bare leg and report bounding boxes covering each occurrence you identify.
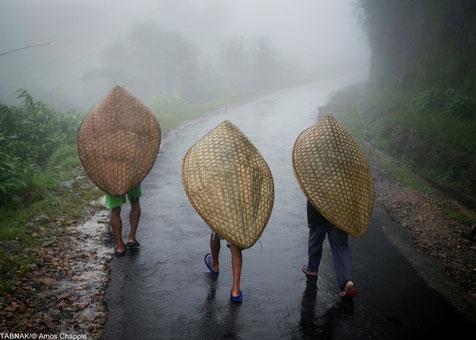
[209,234,221,272]
[128,198,141,243]
[230,244,242,297]
[111,207,125,252]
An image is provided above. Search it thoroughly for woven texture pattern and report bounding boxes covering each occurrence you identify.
[182,120,274,249]
[77,86,161,196]
[292,116,374,237]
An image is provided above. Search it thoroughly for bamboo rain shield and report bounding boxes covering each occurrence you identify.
[292,116,374,237]
[182,120,274,249]
[77,86,161,196]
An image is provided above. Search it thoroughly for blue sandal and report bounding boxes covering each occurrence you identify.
[204,253,219,275]
[230,290,243,303]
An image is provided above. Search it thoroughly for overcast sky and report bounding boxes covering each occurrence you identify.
[0,0,369,109]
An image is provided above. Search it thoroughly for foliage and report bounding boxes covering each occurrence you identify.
[83,23,295,109]
[83,23,206,101]
[440,204,476,225]
[405,87,476,120]
[0,151,36,205]
[355,1,476,195]
[0,91,80,207]
[220,37,288,91]
[328,84,437,194]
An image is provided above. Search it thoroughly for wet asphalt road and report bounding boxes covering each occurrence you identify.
[101,77,475,340]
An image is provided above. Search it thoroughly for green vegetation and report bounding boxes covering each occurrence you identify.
[329,84,436,194]
[354,0,476,196]
[0,90,80,207]
[0,92,103,291]
[440,203,476,225]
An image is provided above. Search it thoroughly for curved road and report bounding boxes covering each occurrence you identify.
[102,77,475,339]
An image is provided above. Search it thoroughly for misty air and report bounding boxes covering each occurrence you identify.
[1,1,475,339]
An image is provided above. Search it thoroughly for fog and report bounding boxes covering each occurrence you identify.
[0,0,369,111]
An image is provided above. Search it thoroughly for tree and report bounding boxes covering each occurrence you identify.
[83,23,203,100]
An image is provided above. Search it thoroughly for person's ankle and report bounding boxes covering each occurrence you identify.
[231,288,241,296]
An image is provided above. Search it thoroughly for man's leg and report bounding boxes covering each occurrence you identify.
[111,207,126,253]
[230,244,242,298]
[328,225,353,291]
[209,234,221,272]
[305,201,328,274]
[128,198,141,243]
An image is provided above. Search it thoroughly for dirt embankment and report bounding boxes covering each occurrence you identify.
[370,153,476,298]
[0,198,112,338]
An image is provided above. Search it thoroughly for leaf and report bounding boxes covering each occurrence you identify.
[2,161,15,169]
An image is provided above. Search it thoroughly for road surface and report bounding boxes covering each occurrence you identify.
[101,77,475,339]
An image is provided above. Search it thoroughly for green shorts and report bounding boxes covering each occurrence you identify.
[106,184,142,210]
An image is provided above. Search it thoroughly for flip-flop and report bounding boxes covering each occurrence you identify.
[301,265,318,277]
[126,240,140,248]
[114,247,127,257]
[230,290,243,303]
[204,253,219,275]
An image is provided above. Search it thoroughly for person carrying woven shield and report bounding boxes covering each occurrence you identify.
[106,185,142,256]
[77,86,161,258]
[182,120,275,304]
[292,116,374,299]
[302,200,357,298]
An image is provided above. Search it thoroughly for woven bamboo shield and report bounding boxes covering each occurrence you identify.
[292,116,374,237]
[77,86,161,196]
[182,120,274,249]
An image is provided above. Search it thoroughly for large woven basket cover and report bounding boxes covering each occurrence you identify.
[77,86,161,196]
[182,120,274,249]
[292,116,374,237]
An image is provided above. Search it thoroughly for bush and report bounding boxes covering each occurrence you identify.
[405,87,475,119]
[0,151,38,206]
[0,90,80,165]
[444,89,475,119]
[0,90,80,208]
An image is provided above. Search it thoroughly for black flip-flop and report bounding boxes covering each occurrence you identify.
[126,240,140,248]
[301,265,318,277]
[115,247,127,257]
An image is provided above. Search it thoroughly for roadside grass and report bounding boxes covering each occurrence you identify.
[386,107,476,153]
[328,83,476,228]
[440,203,476,225]
[0,145,102,293]
[329,83,436,194]
[370,150,437,194]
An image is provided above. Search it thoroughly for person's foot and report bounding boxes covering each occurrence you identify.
[301,265,318,277]
[204,253,219,274]
[115,246,127,257]
[126,239,140,248]
[230,290,243,303]
[340,281,358,299]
